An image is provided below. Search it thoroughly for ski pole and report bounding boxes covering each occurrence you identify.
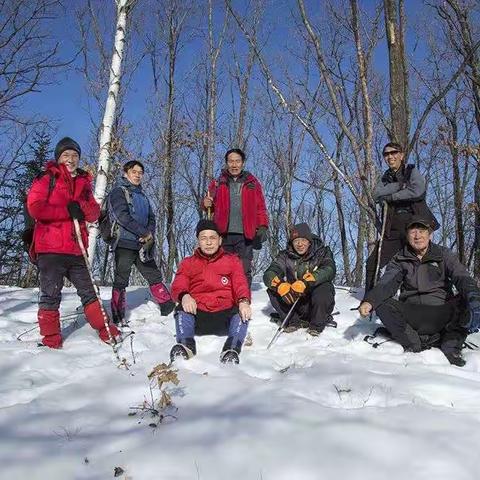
[267,298,300,350]
[73,219,125,365]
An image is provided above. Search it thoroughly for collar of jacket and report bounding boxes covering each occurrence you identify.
[397,242,443,263]
[382,163,408,183]
[286,235,324,260]
[194,246,225,261]
[119,176,143,192]
[45,160,91,180]
[219,169,253,185]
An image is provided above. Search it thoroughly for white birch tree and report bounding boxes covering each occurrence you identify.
[87,0,136,261]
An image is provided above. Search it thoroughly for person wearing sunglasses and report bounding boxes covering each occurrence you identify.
[365,142,438,293]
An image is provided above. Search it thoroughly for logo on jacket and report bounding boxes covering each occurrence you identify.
[221,276,229,285]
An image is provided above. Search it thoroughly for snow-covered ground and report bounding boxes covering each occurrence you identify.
[1,284,480,480]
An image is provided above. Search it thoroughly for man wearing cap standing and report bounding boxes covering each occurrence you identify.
[203,148,269,286]
[169,219,251,364]
[263,223,336,336]
[365,142,438,292]
[358,216,480,366]
[26,137,120,348]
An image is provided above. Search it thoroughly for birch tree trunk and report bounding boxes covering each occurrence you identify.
[87,0,135,261]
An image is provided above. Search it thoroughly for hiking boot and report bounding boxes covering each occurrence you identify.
[444,350,466,367]
[325,315,337,328]
[269,312,281,325]
[307,327,323,337]
[220,349,240,364]
[283,325,300,333]
[160,300,175,316]
[170,343,194,362]
[300,320,310,328]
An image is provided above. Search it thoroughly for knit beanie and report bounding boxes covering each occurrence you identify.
[289,223,313,242]
[54,137,81,161]
[196,219,220,237]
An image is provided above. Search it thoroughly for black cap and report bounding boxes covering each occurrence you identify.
[406,215,432,231]
[289,223,313,242]
[54,137,81,161]
[196,219,220,237]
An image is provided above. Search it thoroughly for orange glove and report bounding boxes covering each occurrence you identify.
[277,282,296,304]
[291,280,307,296]
[270,276,281,290]
[302,271,316,287]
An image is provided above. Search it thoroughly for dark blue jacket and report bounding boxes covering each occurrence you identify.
[109,177,155,250]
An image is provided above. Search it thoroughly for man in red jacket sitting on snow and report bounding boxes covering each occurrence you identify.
[170,219,252,364]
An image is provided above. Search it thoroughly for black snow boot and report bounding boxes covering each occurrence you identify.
[443,350,466,367]
[325,315,337,328]
[220,349,240,364]
[170,343,194,362]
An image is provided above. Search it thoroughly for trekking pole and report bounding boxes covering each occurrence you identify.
[373,202,388,287]
[72,219,126,366]
[267,298,300,350]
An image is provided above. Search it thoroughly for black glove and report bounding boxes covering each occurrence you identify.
[67,201,85,221]
[252,226,268,250]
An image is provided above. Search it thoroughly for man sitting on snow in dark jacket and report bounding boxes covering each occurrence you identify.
[263,223,336,336]
[169,219,252,364]
[359,215,480,367]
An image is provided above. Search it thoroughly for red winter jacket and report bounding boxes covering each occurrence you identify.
[205,170,268,240]
[171,247,251,312]
[27,161,100,257]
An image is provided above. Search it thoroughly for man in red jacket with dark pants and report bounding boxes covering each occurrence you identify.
[203,148,268,286]
[27,137,120,348]
[170,219,252,364]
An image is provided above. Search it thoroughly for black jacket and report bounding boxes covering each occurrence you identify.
[365,242,480,308]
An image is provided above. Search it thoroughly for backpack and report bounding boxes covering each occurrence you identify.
[98,186,132,244]
[21,171,56,260]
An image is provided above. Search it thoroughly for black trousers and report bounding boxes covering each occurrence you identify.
[222,233,253,287]
[376,297,468,353]
[38,254,96,310]
[365,237,405,293]
[268,282,335,331]
[365,210,413,293]
[113,247,164,290]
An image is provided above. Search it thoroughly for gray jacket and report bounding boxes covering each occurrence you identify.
[365,242,480,308]
[373,165,425,202]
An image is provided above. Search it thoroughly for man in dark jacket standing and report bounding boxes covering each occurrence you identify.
[359,215,480,366]
[170,219,251,364]
[109,160,174,324]
[203,148,268,286]
[27,137,120,348]
[365,142,438,292]
[263,223,336,336]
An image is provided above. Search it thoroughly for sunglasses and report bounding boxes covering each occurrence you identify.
[383,150,401,157]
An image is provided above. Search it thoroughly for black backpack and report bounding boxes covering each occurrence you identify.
[98,186,132,244]
[22,172,56,259]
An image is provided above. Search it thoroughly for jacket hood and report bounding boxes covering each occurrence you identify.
[286,234,324,259]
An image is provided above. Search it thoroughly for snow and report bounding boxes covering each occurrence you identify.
[1,284,480,480]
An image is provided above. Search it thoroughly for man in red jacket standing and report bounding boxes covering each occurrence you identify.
[27,137,120,348]
[170,219,252,364]
[203,148,268,286]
